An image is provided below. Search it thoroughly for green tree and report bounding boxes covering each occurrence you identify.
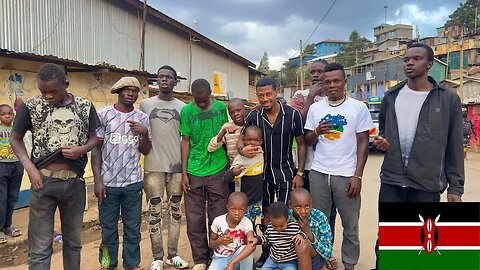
[258,52,270,74]
[304,43,316,55]
[447,0,480,33]
[336,30,373,67]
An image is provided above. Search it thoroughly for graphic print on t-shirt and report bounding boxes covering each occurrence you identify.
[149,108,180,123]
[0,127,16,160]
[320,114,348,141]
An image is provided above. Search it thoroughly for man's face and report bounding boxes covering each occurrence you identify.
[403,47,432,79]
[228,102,245,126]
[289,194,312,221]
[256,85,277,111]
[310,62,326,85]
[37,78,69,106]
[118,86,140,107]
[323,70,346,101]
[157,69,177,94]
[193,90,211,110]
[0,106,14,125]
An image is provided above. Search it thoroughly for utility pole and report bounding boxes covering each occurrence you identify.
[299,40,304,91]
[459,30,464,102]
[384,6,388,24]
[445,36,451,80]
[475,7,478,33]
[140,0,147,71]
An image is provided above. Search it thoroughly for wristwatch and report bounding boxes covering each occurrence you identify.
[296,171,304,177]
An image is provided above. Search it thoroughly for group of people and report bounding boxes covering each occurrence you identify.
[0,42,465,270]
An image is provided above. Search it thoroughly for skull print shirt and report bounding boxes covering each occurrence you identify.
[12,95,100,177]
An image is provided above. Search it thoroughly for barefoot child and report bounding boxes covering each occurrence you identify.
[0,104,24,244]
[223,125,263,224]
[209,192,257,270]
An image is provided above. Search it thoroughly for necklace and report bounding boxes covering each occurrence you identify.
[328,96,347,107]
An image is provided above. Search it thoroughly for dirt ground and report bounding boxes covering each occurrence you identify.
[1,152,479,270]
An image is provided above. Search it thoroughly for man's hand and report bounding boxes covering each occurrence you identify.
[29,169,45,189]
[223,123,240,134]
[293,234,305,245]
[315,119,335,135]
[217,234,233,245]
[292,175,304,189]
[62,145,86,160]
[127,120,148,135]
[346,177,362,198]
[308,81,324,98]
[241,145,261,158]
[447,193,462,202]
[182,174,190,193]
[232,165,246,176]
[94,181,106,204]
[373,136,389,151]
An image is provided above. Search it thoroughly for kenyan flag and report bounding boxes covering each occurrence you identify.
[378,202,480,270]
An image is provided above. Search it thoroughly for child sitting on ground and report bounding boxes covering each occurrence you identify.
[209,192,257,270]
[223,125,264,225]
[257,201,306,270]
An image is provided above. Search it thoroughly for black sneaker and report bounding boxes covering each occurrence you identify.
[255,252,269,269]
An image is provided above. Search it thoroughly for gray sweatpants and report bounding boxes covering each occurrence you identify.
[309,170,360,268]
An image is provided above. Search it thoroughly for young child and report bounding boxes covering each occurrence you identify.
[288,188,333,270]
[0,104,24,244]
[223,125,264,224]
[209,192,256,270]
[257,201,306,270]
[208,98,246,191]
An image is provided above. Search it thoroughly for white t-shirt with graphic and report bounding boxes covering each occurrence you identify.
[305,98,374,177]
[97,105,151,187]
[210,213,253,257]
[395,84,430,167]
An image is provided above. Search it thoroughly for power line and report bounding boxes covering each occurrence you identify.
[289,0,337,59]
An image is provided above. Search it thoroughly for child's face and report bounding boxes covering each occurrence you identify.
[226,200,247,223]
[270,216,288,232]
[228,102,245,126]
[243,130,262,147]
[193,90,211,110]
[0,107,14,125]
[289,195,312,221]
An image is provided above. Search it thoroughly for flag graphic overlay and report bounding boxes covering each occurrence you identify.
[378,202,480,270]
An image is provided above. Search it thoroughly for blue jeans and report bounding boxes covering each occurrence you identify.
[99,182,143,269]
[209,245,253,270]
[28,176,86,270]
[261,257,297,270]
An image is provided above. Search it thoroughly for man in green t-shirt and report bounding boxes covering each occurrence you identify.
[180,78,229,270]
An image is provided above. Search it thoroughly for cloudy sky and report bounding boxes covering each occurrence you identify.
[150,0,462,70]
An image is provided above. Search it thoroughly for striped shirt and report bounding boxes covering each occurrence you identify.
[258,221,304,262]
[243,102,304,184]
[207,122,241,163]
[96,105,151,187]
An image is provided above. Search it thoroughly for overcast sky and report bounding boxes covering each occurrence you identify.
[150,0,461,70]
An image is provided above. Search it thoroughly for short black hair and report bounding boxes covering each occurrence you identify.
[244,125,262,139]
[228,98,244,107]
[407,43,434,62]
[0,104,12,111]
[256,77,276,90]
[191,78,211,95]
[313,59,328,66]
[157,65,177,80]
[227,191,248,206]
[323,62,346,78]
[37,63,67,83]
[268,201,289,220]
[289,187,311,201]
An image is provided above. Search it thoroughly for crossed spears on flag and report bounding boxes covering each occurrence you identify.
[418,214,441,255]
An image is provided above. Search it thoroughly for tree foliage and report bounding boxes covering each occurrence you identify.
[447,0,480,32]
[258,52,270,73]
[304,43,316,55]
[336,30,373,68]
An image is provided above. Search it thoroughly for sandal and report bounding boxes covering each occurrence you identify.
[4,227,22,237]
[0,232,6,244]
[325,257,339,270]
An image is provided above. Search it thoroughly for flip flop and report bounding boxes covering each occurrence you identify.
[4,227,22,237]
[325,257,339,270]
[0,232,6,244]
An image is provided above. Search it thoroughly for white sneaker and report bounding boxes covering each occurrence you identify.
[166,256,189,269]
[191,264,206,270]
[150,260,163,270]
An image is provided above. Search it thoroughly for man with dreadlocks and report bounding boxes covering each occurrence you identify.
[10,63,100,270]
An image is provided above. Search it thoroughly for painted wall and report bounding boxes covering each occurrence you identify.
[315,42,343,57]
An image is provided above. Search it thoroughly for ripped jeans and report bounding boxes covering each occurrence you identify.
[143,172,183,260]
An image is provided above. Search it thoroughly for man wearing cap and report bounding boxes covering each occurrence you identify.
[10,63,100,270]
[92,76,151,270]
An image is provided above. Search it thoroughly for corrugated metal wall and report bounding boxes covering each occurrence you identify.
[1,0,249,98]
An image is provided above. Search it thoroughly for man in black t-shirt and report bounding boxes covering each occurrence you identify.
[10,63,99,270]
